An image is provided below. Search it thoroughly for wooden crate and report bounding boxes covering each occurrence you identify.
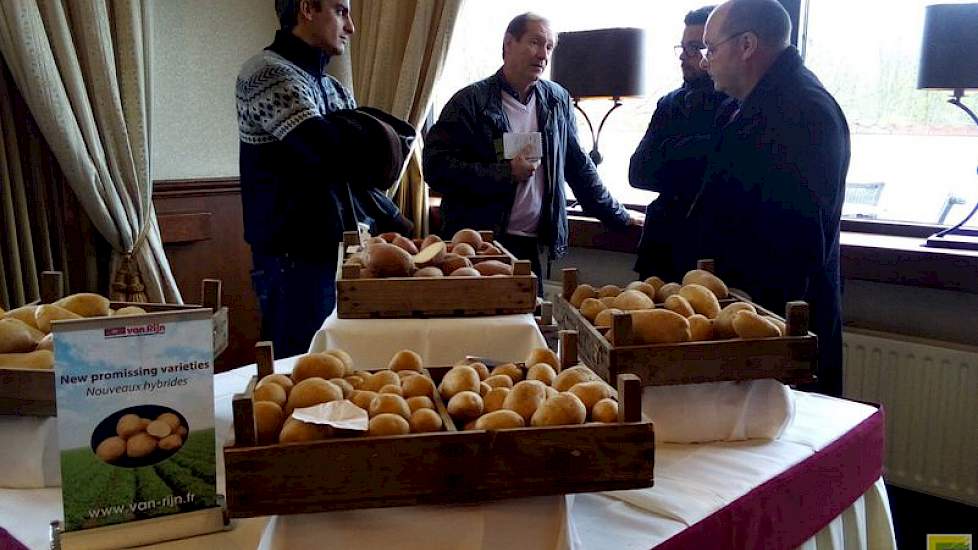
[0,272,228,417]
[336,231,538,318]
[223,339,654,518]
[553,263,817,387]
[536,300,558,351]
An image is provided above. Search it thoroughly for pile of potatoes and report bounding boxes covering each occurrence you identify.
[94,412,187,464]
[439,347,620,430]
[0,293,148,370]
[569,269,786,344]
[251,348,448,445]
[345,229,515,279]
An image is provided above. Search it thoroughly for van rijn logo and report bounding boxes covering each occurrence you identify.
[928,534,973,550]
[103,323,166,339]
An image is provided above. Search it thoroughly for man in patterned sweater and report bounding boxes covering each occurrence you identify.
[236,0,355,357]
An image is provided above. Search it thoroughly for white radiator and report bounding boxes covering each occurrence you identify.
[843,328,978,506]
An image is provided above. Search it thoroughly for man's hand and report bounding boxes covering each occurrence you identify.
[511,144,539,183]
[626,210,645,226]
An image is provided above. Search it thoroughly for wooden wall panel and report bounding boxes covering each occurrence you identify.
[154,178,258,372]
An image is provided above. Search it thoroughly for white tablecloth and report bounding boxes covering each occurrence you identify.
[0,360,895,550]
[309,312,548,367]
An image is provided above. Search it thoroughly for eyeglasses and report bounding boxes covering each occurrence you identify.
[673,43,705,58]
[698,30,750,60]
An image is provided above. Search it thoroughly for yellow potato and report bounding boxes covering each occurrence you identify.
[156,412,182,431]
[0,350,53,369]
[406,395,435,412]
[483,387,510,413]
[483,374,514,389]
[502,380,547,422]
[715,302,757,339]
[613,289,655,311]
[114,306,148,317]
[329,377,354,398]
[597,285,622,298]
[579,298,607,322]
[475,409,525,430]
[286,378,343,414]
[0,318,43,353]
[629,309,691,344]
[526,363,557,386]
[349,389,378,411]
[593,308,624,329]
[489,363,524,384]
[592,398,619,423]
[479,381,491,396]
[682,269,729,299]
[3,305,41,330]
[116,414,144,438]
[146,420,173,438]
[388,349,423,372]
[467,362,490,380]
[279,417,334,443]
[663,295,695,318]
[158,434,184,451]
[568,381,614,412]
[688,314,715,341]
[379,384,403,396]
[644,276,665,292]
[361,370,400,392]
[767,316,787,336]
[732,310,782,339]
[552,365,601,392]
[368,413,411,436]
[34,304,82,333]
[126,433,157,458]
[95,436,127,462]
[625,281,657,300]
[401,374,435,398]
[369,393,411,420]
[569,284,598,308]
[525,348,559,372]
[599,296,618,308]
[655,282,682,302]
[679,284,721,319]
[55,293,111,317]
[344,374,365,389]
[324,349,355,375]
[531,393,587,426]
[438,365,481,400]
[255,401,284,445]
[292,353,346,383]
[36,333,54,351]
[254,383,287,408]
[447,391,484,420]
[409,408,443,433]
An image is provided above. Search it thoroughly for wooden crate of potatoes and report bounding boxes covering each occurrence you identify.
[223,336,654,517]
[336,229,537,318]
[553,260,817,387]
[0,272,228,416]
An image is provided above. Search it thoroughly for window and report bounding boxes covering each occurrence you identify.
[430,0,712,208]
[803,0,978,227]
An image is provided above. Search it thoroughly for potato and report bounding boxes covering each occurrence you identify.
[146,419,173,438]
[158,434,184,451]
[392,235,419,255]
[568,381,614,412]
[0,350,54,369]
[388,349,423,372]
[483,374,514,389]
[483,387,510,413]
[254,401,284,444]
[732,310,782,339]
[682,269,729,299]
[324,349,355,375]
[116,414,144,438]
[655,282,682,302]
[3,305,40,330]
[438,253,471,274]
[715,302,757,339]
[767,316,787,336]
[0,318,43,353]
[329,377,354,398]
[526,363,556,386]
[286,378,343,414]
[345,374,366,388]
[95,436,127,462]
[644,276,665,292]
[451,228,483,248]
[679,284,721,319]
[409,408,443,433]
[364,243,414,277]
[664,295,695,318]
[613,289,655,311]
[452,243,476,257]
[254,382,287,408]
[625,281,657,300]
[526,348,559,372]
[480,245,502,255]
[475,409,525,430]
[553,365,601,392]
[378,232,399,242]
[36,333,54,351]
[545,386,558,399]
[156,412,182,431]
[597,285,622,298]
[279,417,334,443]
[579,298,607,322]
[139,418,151,431]
[406,395,435,412]
[34,304,82,333]
[689,314,715,341]
[447,391,484,420]
[479,382,491,396]
[368,413,411,436]
[531,393,587,426]
[55,293,111,317]
[414,266,444,277]
[468,362,490,380]
[450,267,480,277]
[257,373,294,396]
[361,370,400,392]
[114,306,148,317]
[502,380,547,422]
[412,241,447,267]
[489,363,523,383]
[569,284,597,308]
[439,365,481,400]
[592,398,619,423]
[379,384,403,395]
[599,296,618,308]
[126,433,157,458]
[349,389,378,411]
[292,353,346,383]
[402,375,435,398]
[630,309,691,344]
[421,234,443,248]
[473,260,513,276]
[369,393,411,420]
[593,308,624,329]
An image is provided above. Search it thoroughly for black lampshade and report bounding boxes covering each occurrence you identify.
[917,3,978,90]
[551,28,645,98]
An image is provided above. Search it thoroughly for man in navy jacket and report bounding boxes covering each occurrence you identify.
[689,0,850,396]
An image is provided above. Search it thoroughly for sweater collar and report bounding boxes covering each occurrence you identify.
[741,46,803,108]
[496,68,537,105]
[268,29,330,77]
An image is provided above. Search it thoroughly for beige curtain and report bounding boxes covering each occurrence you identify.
[346,0,464,236]
[0,57,101,309]
[0,0,179,303]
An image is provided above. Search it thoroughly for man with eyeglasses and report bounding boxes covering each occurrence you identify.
[628,5,737,282]
[687,0,851,397]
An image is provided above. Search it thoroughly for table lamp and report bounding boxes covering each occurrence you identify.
[917,3,978,250]
[550,28,645,165]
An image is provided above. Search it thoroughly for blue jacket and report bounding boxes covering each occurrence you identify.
[423,71,629,258]
[687,47,850,396]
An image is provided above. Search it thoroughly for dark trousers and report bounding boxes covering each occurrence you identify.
[250,253,336,358]
[496,233,544,297]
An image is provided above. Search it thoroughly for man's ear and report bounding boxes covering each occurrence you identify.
[740,32,758,60]
[298,0,315,22]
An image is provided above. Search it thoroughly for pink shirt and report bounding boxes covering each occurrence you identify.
[501,92,546,237]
